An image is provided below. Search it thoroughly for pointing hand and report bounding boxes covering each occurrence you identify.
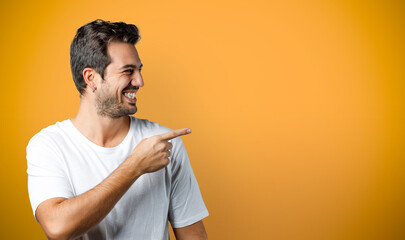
[128,128,192,175]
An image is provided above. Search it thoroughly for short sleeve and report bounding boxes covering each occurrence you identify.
[26,132,74,219]
[168,138,209,228]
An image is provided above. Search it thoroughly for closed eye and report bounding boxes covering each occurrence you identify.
[124,69,134,75]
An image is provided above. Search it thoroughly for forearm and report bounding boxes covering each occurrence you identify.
[39,159,142,240]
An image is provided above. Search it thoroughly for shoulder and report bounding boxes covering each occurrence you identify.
[27,120,71,153]
[131,116,185,149]
[131,116,173,138]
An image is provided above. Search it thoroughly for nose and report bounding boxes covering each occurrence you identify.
[131,70,144,88]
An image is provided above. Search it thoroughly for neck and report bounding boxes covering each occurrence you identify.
[71,98,130,148]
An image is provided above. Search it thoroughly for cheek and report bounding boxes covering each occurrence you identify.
[116,86,126,102]
[117,90,123,102]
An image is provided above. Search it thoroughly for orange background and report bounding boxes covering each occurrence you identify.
[0,0,404,239]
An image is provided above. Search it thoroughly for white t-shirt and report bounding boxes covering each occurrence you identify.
[26,116,209,240]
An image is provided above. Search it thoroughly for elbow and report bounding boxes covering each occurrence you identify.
[35,198,77,240]
[41,220,72,240]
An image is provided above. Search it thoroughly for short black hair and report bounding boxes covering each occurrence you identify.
[70,19,140,95]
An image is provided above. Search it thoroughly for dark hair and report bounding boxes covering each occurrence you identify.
[70,19,140,95]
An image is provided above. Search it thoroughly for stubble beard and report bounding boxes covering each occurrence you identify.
[95,89,137,119]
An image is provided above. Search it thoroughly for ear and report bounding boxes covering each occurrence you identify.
[82,68,98,93]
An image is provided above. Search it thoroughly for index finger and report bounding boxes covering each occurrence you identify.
[159,128,192,141]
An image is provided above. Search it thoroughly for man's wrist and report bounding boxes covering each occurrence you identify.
[123,155,144,178]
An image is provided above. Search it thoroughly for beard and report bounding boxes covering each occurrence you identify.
[95,87,137,119]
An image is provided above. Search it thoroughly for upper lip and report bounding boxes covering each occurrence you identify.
[122,87,138,94]
[123,90,137,94]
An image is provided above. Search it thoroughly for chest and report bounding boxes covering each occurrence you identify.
[58,140,172,204]
[58,139,172,238]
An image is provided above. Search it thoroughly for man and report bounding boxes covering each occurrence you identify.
[26,19,209,240]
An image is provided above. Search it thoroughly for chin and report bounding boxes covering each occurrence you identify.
[127,106,137,115]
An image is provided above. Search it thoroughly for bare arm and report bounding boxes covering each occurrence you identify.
[173,220,208,240]
[36,128,192,240]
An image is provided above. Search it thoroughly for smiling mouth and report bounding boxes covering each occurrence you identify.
[122,86,138,104]
[124,92,136,99]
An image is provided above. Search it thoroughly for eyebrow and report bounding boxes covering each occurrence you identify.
[120,64,143,70]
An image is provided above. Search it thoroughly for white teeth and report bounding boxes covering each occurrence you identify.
[124,92,136,99]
